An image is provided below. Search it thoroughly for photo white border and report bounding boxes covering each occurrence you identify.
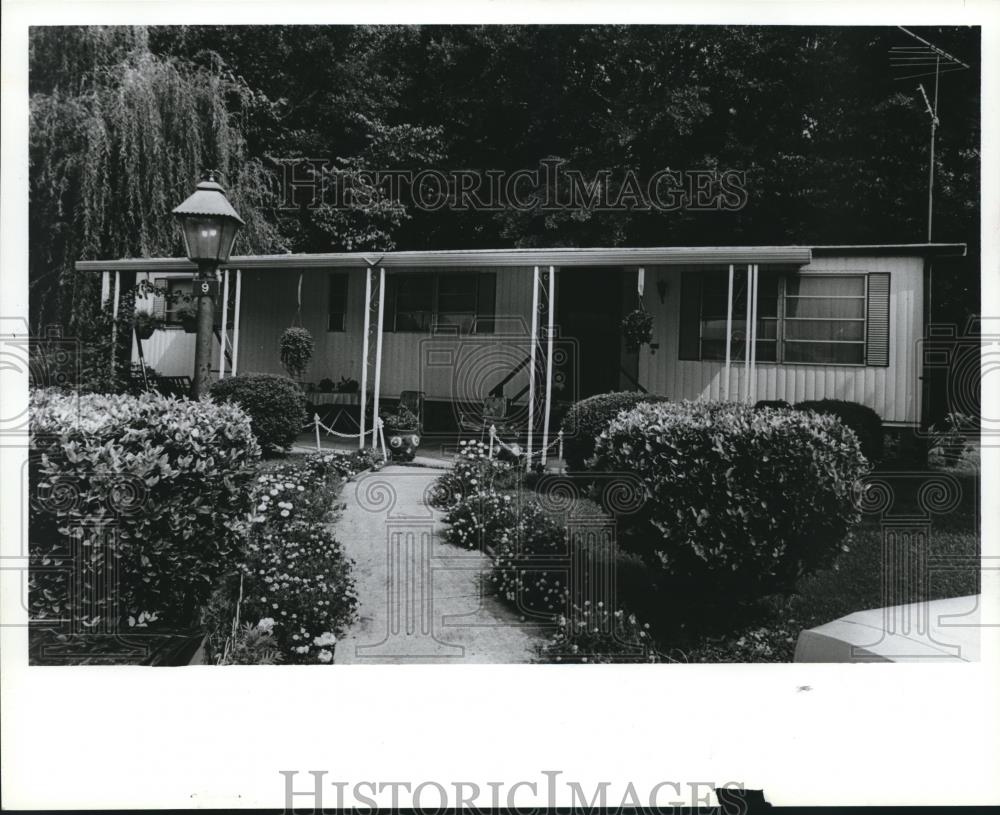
[2,1,997,808]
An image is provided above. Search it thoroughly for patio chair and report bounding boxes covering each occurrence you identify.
[398,390,425,433]
[457,395,513,442]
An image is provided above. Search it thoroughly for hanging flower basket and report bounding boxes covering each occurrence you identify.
[280,327,314,381]
[621,308,653,351]
[133,309,162,340]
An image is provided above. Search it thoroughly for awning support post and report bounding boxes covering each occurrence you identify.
[371,268,386,452]
[748,263,759,404]
[743,265,752,402]
[724,263,734,400]
[218,268,230,379]
[526,265,540,469]
[110,270,121,377]
[231,269,242,376]
[541,265,556,466]
[359,267,372,449]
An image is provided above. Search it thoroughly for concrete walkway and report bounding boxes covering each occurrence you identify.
[333,465,549,664]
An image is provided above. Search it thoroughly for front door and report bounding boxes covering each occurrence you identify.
[556,267,624,401]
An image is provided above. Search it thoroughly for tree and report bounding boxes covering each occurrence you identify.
[29,26,284,338]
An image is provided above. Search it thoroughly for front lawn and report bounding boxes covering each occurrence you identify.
[680,471,979,661]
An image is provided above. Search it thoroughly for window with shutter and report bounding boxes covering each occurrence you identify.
[678,270,884,366]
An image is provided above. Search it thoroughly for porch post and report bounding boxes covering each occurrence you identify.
[231,269,242,376]
[101,271,111,306]
[526,265,540,468]
[743,264,752,402]
[110,270,121,374]
[359,268,372,449]
[541,265,556,466]
[724,264,734,400]
[218,267,230,379]
[371,267,386,452]
[748,263,759,404]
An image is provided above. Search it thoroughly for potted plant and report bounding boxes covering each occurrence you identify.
[336,376,359,393]
[133,309,162,340]
[280,327,314,381]
[380,405,420,462]
[621,308,654,352]
[318,377,336,393]
[177,300,199,333]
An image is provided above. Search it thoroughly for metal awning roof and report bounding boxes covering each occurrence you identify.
[75,243,966,273]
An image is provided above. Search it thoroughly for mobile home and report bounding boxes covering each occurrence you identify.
[78,242,965,448]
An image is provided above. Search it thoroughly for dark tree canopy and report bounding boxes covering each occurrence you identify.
[30,24,980,330]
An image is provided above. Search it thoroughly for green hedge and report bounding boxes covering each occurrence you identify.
[795,399,884,463]
[29,389,261,627]
[595,400,868,599]
[210,373,306,452]
[559,391,670,471]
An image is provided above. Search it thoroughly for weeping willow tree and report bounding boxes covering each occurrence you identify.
[29,26,283,337]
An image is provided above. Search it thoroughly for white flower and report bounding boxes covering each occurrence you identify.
[313,632,337,647]
[294,645,309,654]
[317,649,333,663]
[256,617,276,632]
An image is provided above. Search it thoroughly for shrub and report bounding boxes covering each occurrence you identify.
[210,373,307,451]
[216,619,285,665]
[442,488,518,551]
[559,391,669,471]
[754,399,791,410]
[538,604,663,663]
[490,496,662,622]
[429,440,519,509]
[237,522,356,664]
[595,400,868,600]
[795,399,884,462]
[29,389,261,627]
[490,498,568,614]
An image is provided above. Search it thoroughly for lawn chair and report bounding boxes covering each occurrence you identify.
[457,395,513,442]
[398,390,425,433]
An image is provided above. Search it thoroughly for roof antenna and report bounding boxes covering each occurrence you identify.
[890,27,970,241]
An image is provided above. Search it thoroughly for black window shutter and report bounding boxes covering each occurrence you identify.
[678,271,701,360]
[866,272,890,366]
[476,272,496,334]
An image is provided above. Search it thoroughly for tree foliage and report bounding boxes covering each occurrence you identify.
[29,26,283,332]
[30,24,980,331]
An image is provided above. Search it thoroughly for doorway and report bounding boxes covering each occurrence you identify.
[556,267,625,401]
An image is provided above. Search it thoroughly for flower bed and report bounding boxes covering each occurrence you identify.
[204,450,374,665]
[431,448,664,662]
